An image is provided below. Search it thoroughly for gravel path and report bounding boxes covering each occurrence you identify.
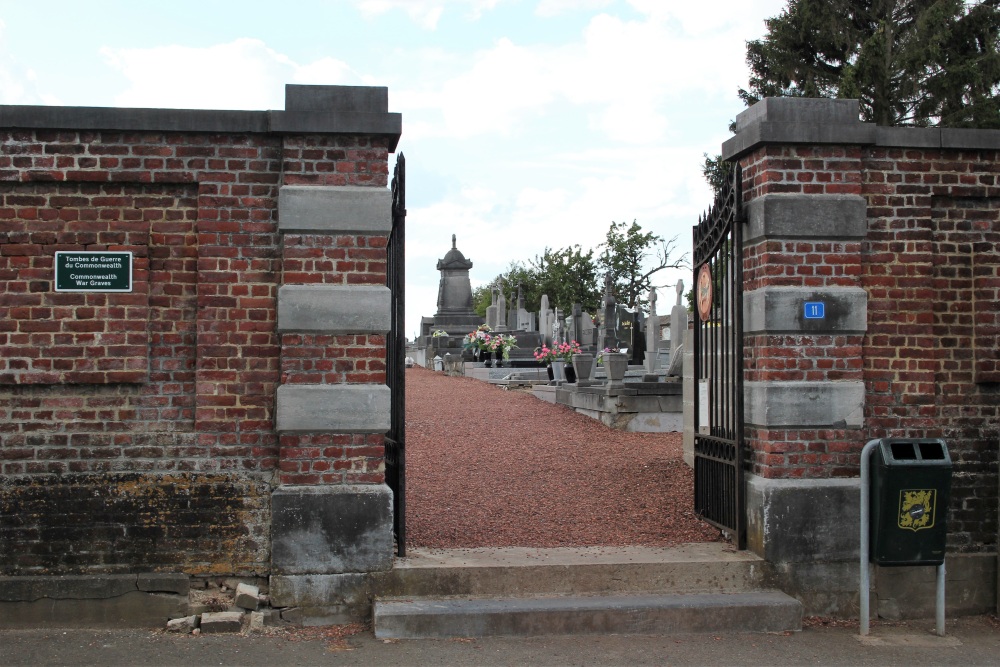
[405,367,723,549]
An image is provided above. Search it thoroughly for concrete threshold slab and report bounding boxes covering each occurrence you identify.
[394,543,759,569]
[372,543,772,601]
[374,591,803,638]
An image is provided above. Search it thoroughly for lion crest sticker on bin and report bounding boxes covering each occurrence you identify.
[897,489,936,532]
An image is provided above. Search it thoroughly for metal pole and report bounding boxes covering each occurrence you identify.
[936,561,946,636]
[859,438,880,636]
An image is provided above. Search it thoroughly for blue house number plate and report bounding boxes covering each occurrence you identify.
[804,301,825,319]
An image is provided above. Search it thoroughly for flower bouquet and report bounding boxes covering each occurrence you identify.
[463,324,493,354]
[533,340,582,365]
[489,333,518,360]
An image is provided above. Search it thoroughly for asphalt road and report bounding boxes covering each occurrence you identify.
[2,616,999,667]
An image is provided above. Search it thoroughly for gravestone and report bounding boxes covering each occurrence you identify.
[539,295,551,346]
[515,283,533,331]
[496,289,507,329]
[599,274,617,353]
[666,280,688,376]
[615,305,635,354]
[645,287,661,373]
[553,307,564,344]
[485,289,499,330]
[669,280,688,360]
[580,311,596,348]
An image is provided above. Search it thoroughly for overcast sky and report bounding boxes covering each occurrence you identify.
[0,0,786,339]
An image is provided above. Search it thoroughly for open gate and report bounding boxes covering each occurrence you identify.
[692,164,747,549]
[385,154,406,557]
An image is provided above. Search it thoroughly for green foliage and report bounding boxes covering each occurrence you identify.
[473,261,541,317]
[702,153,735,197]
[702,0,1000,195]
[530,245,602,314]
[598,220,688,312]
[476,221,683,317]
[740,0,1000,127]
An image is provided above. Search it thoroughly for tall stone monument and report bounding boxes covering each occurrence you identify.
[420,235,484,350]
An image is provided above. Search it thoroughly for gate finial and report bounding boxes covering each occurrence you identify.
[452,234,456,249]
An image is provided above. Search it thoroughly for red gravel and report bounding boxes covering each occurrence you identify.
[405,367,724,549]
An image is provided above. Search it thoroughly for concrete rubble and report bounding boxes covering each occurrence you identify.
[165,578,285,635]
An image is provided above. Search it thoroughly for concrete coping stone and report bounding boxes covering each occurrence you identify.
[0,573,189,602]
[0,85,401,150]
[722,97,1000,159]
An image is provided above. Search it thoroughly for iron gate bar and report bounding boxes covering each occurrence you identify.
[386,153,406,557]
[692,163,746,549]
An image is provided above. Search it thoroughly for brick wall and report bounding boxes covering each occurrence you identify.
[0,88,400,576]
[728,105,999,553]
[862,149,999,551]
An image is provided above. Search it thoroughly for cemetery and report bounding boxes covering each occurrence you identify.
[0,84,997,637]
[412,238,689,433]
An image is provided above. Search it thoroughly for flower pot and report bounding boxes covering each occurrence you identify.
[550,359,566,382]
[571,353,593,382]
[565,365,577,384]
[546,364,554,381]
[495,353,503,368]
[604,352,628,382]
[478,349,493,367]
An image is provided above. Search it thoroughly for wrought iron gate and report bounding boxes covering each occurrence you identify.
[692,164,746,549]
[385,154,406,556]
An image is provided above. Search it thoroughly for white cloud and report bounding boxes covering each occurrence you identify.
[626,0,787,35]
[99,38,358,110]
[395,5,779,143]
[354,0,502,28]
[535,0,613,17]
[0,22,58,105]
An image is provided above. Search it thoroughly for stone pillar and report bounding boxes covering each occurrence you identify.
[723,97,870,613]
[271,86,400,621]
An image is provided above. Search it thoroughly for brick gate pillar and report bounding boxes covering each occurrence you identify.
[268,86,401,622]
[722,99,873,612]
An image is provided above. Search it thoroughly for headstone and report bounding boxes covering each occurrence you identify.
[600,273,617,352]
[485,289,499,330]
[615,305,634,353]
[553,307,564,344]
[539,295,551,344]
[580,312,596,348]
[515,286,532,331]
[630,310,646,366]
[645,287,661,373]
[496,289,507,329]
[670,280,688,361]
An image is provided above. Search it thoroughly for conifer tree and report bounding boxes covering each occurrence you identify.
[704,0,1000,192]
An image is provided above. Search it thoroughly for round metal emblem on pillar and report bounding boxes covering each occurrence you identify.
[696,264,713,322]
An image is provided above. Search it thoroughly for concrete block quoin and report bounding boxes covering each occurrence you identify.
[271,485,394,575]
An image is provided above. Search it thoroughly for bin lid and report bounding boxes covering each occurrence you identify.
[877,438,951,466]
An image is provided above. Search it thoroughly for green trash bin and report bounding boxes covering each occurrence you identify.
[870,438,951,566]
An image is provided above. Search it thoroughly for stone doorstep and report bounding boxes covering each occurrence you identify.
[373,591,803,639]
[271,543,780,629]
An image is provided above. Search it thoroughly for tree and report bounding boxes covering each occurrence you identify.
[472,261,540,317]
[598,220,688,312]
[530,245,602,314]
[473,246,601,318]
[702,0,1000,194]
[740,0,1000,127]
